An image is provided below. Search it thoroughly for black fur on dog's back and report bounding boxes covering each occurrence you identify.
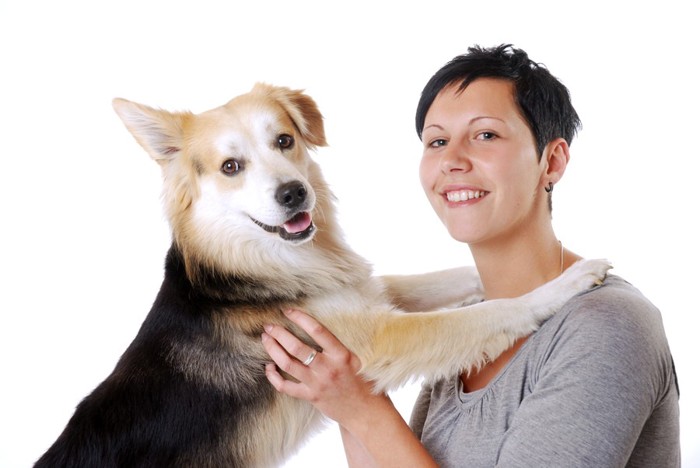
[35,245,284,467]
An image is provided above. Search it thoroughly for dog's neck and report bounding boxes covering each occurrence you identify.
[162,245,294,306]
[165,238,371,307]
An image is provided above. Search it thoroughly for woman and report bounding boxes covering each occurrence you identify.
[262,45,680,467]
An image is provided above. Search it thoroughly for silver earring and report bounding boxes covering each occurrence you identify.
[545,182,554,193]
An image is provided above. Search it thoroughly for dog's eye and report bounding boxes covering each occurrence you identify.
[277,134,294,150]
[221,159,241,176]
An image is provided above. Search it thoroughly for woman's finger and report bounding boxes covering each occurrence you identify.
[264,362,311,400]
[283,309,345,356]
[262,323,321,372]
[265,325,318,375]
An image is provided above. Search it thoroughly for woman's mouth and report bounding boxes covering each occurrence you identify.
[445,189,488,202]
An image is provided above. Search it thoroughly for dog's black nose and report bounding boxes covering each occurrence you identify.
[276,181,307,208]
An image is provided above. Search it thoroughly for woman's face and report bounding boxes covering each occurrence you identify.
[419,78,549,246]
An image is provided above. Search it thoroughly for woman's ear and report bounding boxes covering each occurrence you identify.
[540,138,570,187]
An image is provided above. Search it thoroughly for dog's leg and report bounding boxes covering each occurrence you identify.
[380,266,483,312]
[361,258,612,392]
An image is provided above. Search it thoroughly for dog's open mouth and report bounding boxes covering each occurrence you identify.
[251,212,315,242]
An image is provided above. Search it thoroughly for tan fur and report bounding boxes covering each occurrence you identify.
[112,84,611,465]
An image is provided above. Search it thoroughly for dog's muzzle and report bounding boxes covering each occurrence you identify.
[251,180,316,242]
[251,212,315,242]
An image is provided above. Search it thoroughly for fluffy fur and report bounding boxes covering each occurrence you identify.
[35,83,610,467]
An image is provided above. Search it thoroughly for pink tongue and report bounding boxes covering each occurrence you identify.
[283,212,312,233]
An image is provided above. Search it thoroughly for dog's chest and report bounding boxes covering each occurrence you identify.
[303,278,386,317]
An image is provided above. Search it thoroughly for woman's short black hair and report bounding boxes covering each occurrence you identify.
[415,44,581,158]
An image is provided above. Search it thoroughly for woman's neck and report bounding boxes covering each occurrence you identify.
[470,232,576,300]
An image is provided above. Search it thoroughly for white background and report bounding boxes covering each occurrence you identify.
[1,1,697,466]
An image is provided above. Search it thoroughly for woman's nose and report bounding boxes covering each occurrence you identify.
[440,144,472,174]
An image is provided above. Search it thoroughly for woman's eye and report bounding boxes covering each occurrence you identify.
[429,139,447,148]
[221,159,241,175]
[277,134,294,150]
[477,131,496,140]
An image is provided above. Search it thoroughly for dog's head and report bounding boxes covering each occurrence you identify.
[113,84,337,283]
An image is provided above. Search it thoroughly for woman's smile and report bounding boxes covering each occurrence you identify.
[444,188,488,203]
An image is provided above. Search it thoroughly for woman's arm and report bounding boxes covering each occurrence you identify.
[262,309,438,467]
[340,426,376,467]
[336,403,437,468]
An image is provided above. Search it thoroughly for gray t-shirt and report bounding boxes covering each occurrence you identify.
[409,275,680,467]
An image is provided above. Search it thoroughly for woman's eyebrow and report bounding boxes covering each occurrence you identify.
[424,116,505,131]
[423,124,445,132]
[470,115,506,124]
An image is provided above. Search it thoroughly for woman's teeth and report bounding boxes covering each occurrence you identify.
[446,190,486,202]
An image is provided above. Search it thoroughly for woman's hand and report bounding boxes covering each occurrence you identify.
[262,309,438,467]
[261,309,383,427]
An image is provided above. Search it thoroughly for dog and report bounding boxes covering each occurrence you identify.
[35,83,610,467]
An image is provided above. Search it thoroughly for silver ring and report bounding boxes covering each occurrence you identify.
[302,350,318,366]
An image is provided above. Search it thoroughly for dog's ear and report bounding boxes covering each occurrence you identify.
[112,98,192,163]
[258,84,327,148]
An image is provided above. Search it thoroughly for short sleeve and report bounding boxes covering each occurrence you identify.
[496,279,680,467]
[409,382,433,440]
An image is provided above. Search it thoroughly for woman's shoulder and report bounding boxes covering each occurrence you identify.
[531,273,678,405]
[558,274,665,335]
[536,273,673,371]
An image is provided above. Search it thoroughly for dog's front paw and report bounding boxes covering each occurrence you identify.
[520,258,612,324]
[559,258,612,293]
